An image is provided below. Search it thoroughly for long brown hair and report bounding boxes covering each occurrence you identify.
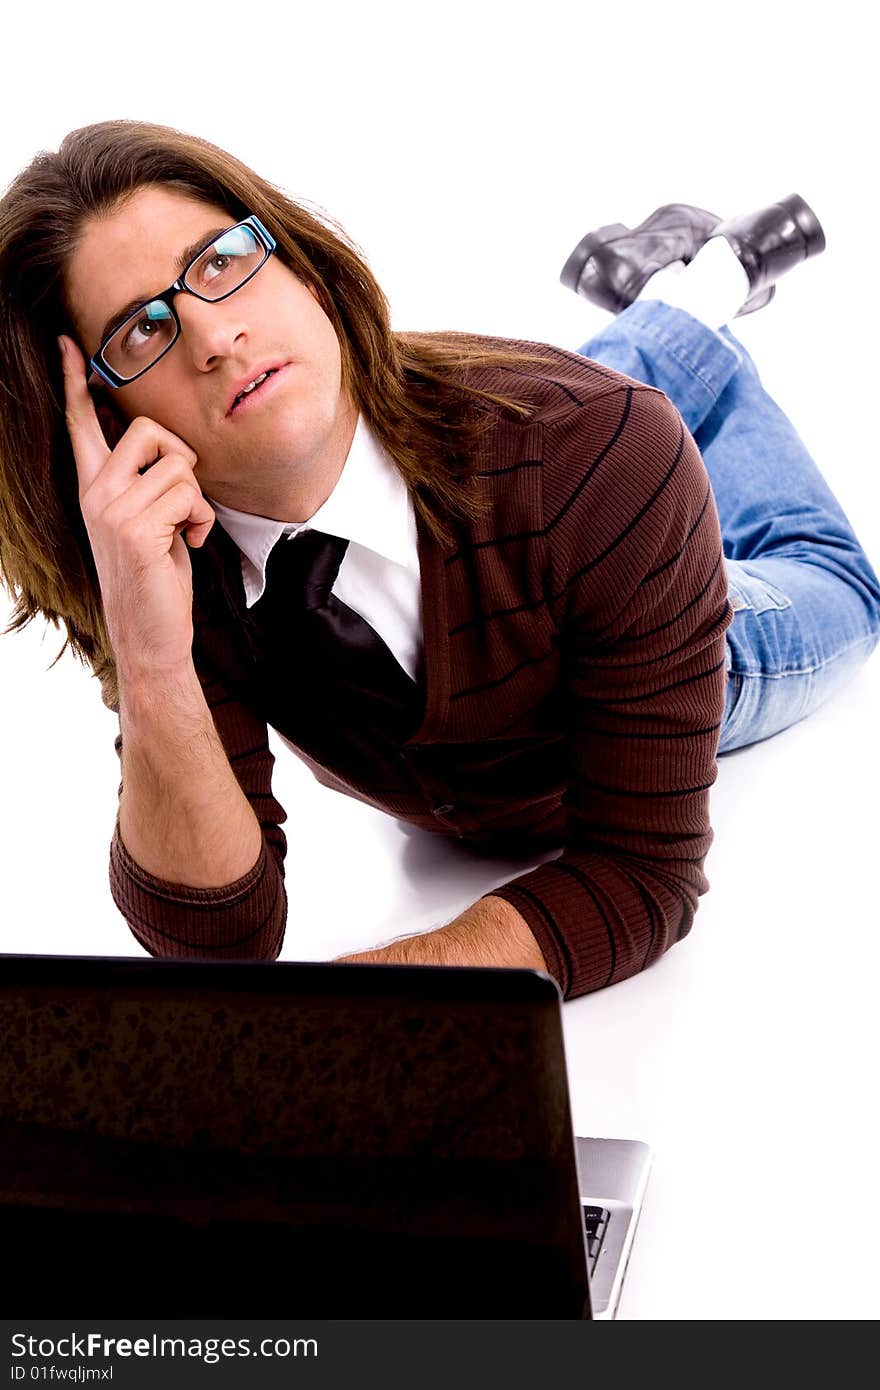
[0,119,560,705]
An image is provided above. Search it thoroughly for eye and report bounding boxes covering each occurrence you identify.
[116,300,174,360]
[122,315,159,350]
[203,252,233,283]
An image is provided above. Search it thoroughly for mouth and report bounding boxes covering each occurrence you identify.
[226,363,289,418]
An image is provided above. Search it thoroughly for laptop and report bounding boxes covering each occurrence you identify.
[0,954,651,1318]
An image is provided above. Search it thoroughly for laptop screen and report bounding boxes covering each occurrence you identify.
[0,955,590,1317]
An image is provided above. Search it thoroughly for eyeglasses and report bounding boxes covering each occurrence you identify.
[88,214,277,389]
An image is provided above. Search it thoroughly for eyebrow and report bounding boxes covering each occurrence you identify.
[96,225,233,351]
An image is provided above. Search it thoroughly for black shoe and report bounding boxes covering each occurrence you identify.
[560,202,722,314]
[711,193,826,318]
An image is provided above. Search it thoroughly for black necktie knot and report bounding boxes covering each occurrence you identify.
[259,529,349,614]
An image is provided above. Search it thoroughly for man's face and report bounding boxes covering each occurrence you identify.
[64,183,358,517]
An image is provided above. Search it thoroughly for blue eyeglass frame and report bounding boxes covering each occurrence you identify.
[87,214,277,389]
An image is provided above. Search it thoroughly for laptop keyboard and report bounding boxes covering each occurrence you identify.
[582,1205,610,1272]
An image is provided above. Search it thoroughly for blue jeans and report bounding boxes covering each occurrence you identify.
[577,300,880,753]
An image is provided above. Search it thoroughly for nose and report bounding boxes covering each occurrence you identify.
[175,291,246,370]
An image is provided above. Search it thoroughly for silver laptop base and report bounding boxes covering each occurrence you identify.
[575,1137,652,1319]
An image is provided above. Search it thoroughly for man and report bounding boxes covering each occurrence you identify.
[1,122,878,999]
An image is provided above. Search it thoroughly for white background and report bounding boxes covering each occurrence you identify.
[1,1,878,1319]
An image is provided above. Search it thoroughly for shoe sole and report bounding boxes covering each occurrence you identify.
[559,223,629,293]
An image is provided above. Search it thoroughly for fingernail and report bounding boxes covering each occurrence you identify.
[57,336,67,356]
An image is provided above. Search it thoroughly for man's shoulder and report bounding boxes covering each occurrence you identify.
[450,332,681,504]
[452,332,647,422]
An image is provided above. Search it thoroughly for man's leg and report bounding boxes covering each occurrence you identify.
[577,299,880,752]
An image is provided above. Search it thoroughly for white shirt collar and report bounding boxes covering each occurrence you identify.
[206,413,418,607]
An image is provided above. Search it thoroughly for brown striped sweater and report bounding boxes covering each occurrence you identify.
[108,338,733,999]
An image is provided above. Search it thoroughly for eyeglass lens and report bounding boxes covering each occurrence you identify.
[101,224,265,379]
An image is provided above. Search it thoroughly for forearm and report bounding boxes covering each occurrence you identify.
[117,658,262,888]
[337,895,548,971]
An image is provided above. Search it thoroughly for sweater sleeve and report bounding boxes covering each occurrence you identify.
[107,662,288,960]
[489,385,733,999]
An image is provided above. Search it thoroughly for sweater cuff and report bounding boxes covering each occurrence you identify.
[485,881,571,997]
[487,853,689,1001]
[109,824,286,960]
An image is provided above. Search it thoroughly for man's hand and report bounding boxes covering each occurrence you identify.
[337,896,548,972]
[59,334,215,687]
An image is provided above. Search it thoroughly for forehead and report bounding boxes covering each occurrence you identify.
[65,184,233,349]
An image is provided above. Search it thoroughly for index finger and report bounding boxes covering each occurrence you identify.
[58,334,112,493]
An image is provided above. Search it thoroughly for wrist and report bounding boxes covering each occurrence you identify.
[117,658,202,721]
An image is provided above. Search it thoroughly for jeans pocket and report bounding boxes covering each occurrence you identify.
[724,559,792,615]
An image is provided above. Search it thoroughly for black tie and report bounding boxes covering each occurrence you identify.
[249,529,424,751]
